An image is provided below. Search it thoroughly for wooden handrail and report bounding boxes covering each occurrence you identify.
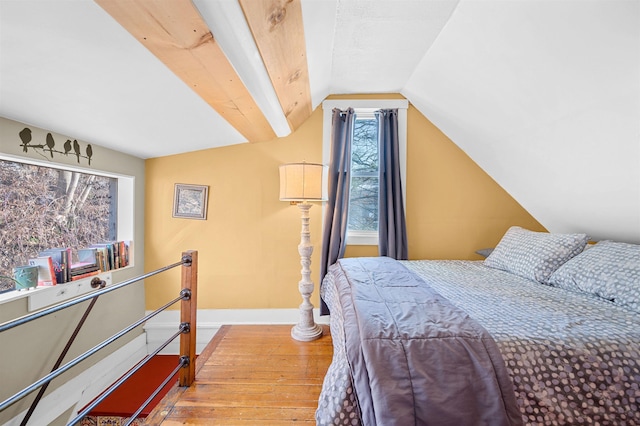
[179,250,198,387]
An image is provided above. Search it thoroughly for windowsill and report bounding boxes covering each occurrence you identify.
[346,231,378,246]
[0,270,116,312]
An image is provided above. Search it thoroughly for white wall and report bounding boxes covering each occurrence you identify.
[404,0,640,243]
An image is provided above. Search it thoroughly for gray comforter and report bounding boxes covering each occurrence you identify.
[316,257,640,426]
[326,257,523,426]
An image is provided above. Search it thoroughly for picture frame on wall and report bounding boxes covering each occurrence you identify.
[173,184,209,220]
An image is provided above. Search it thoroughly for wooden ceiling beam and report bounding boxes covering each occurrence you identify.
[239,0,313,132]
[95,0,276,142]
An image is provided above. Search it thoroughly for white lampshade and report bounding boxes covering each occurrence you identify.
[279,162,325,201]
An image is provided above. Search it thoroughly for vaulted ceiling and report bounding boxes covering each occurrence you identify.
[1,0,638,242]
[0,0,459,158]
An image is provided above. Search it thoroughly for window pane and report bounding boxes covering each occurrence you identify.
[348,176,379,232]
[348,117,379,233]
[0,160,116,293]
[351,119,378,174]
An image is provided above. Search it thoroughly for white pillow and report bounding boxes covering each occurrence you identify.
[484,226,588,284]
[548,240,640,312]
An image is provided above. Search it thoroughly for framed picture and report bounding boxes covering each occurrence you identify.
[173,184,209,220]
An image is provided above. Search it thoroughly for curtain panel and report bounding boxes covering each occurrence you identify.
[377,109,408,260]
[319,108,354,315]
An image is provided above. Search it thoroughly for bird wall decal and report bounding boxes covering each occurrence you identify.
[16,128,96,166]
[73,140,80,163]
[19,128,32,152]
[45,133,55,158]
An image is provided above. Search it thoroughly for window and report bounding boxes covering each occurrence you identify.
[322,99,408,245]
[348,115,379,234]
[0,159,117,293]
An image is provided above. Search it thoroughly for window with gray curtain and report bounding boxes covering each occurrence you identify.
[319,106,408,314]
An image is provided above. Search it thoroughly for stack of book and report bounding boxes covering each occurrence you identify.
[90,241,130,272]
[32,241,131,285]
[70,248,101,280]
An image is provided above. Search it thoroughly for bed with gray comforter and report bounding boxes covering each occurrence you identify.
[316,235,640,425]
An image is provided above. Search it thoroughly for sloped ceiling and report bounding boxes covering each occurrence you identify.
[0,0,459,157]
[403,0,640,243]
[0,0,638,242]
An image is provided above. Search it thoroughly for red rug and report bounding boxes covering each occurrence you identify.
[85,355,180,418]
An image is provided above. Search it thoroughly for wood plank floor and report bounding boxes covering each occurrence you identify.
[145,324,333,425]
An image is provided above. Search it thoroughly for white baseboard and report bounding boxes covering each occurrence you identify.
[4,334,147,426]
[144,308,330,355]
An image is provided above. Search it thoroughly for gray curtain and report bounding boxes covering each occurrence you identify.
[377,109,408,259]
[319,108,354,315]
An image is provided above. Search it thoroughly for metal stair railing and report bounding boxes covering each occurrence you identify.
[0,250,198,426]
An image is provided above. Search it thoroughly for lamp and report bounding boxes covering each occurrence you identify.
[279,162,325,341]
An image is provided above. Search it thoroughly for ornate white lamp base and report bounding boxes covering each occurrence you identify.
[291,202,323,342]
[291,322,323,342]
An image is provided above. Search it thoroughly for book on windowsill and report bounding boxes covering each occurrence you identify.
[89,241,131,271]
[28,256,57,287]
[71,270,100,281]
[77,247,97,264]
[38,248,70,284]
[70,248,99,276]
[90,242,116,271]
[70,265,100,276]
[88,246,108,272]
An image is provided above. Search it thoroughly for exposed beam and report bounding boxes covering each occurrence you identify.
[95,0,276,142]
[239,0,312,132]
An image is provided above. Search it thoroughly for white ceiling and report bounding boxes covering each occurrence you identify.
[0,0,459,159]
[1,0,639,242]
[0,0,246,159]
[402,0,640,243]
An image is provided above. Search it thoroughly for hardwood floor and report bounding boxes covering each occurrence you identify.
[145,324,333,425]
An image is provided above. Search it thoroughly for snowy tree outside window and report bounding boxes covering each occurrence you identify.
[348,116,379,233]
[0,159,116,292]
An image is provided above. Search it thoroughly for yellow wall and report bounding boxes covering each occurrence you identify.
[145,96,544,310]
[404,107,545,259]
[145,108,324,310]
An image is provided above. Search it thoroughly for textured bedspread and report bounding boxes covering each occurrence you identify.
[316,258,640,426]
[317,257,523,426]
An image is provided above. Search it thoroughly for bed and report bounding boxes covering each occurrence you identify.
[315,227,640,426]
